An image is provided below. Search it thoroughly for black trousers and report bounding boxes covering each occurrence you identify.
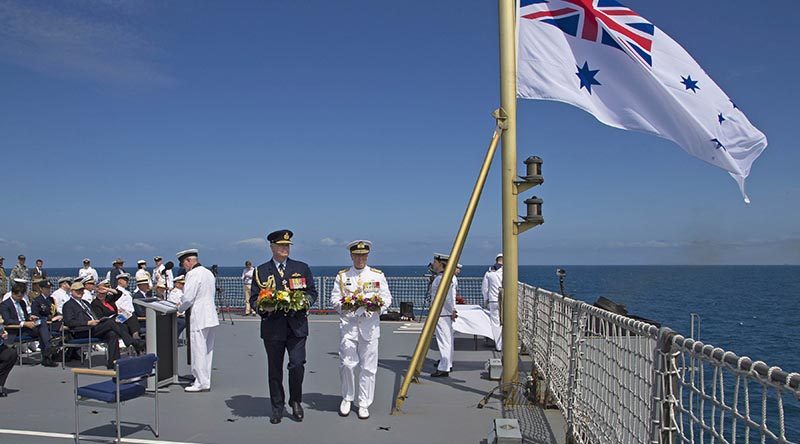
[263,334,307,409]
[18,322,55,352]
[72,320,134,369]
[0,345,17,386]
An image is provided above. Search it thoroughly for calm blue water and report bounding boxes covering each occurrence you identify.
[46,265,799,372]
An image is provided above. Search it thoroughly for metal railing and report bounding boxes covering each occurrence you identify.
[42,275,485,313]
[519,283,800,444]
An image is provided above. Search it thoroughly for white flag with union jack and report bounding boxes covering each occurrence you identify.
[517,0,767,202]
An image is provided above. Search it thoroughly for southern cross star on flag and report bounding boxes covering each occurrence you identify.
[516,0,767,202]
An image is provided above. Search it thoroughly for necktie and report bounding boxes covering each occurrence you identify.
[78,300,96,320]
[278,263,285,277]
[14,301,25,322]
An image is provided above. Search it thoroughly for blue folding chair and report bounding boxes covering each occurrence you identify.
[72,353,159,444]
[4,324,38,365]
[62,325,106,369]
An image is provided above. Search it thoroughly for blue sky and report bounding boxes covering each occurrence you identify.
[0,0,797,267]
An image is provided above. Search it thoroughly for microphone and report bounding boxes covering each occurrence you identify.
[161,261,174,275]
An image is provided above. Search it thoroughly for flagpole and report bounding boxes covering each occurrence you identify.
[498,0,520,393]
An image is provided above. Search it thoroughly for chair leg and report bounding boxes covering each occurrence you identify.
[155,375,159,437]
[116,379,122,444]
[74,373,80,444]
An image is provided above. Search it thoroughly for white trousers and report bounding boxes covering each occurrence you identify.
[435,317,454,372]
[190,327,216,389]
[339,336,379,408]
[488,302,502,351]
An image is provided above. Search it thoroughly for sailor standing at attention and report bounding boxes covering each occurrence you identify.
[430,252,458,377]
[250,229,318,424]
[176,249,219,392]
[330,240,391,420]
[481,253,503,352]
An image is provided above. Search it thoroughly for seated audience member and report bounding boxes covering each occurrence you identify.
[62,280,144,369]
[132,276,153,318]
[93,279,141,340]
[0,315,19,397]
[0,282,58,367]
[167,274,187,341]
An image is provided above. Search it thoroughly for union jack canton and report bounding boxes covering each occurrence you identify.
[520,0,655,67]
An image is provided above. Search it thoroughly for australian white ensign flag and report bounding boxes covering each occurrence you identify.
[516,0,767,202]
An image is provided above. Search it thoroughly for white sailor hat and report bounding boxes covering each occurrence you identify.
[83,258,91,264]
[137,259,146,265]
[116,272,131,281]
[347,240,372,254]
[433,252,450,262]
[176,249,198,262]
[153,256,163,262]
[98,278,111,286]
[173,274,186,284]
[456,263,463,269]
[136,276,150,285]
[82,276,96,285]
[13,278,29,284]
[495,253,503,260]
[58,277,72,285]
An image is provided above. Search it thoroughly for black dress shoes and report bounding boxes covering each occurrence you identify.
[430,370,450,377]
[290,401,304,421]
[270,408,283,424]
[41,357,58,367]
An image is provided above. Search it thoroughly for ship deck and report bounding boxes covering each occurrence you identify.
[0,315,565,444]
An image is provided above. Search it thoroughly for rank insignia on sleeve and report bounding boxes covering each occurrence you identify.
[291,272,302,277]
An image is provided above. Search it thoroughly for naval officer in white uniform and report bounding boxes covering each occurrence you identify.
[330,240,392,420]
[481,253,503,351]
[430,252,457,377]
[176,249,219,392]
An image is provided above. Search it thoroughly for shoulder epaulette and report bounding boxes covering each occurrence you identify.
[370,267,383,274]
[338,268,349,274]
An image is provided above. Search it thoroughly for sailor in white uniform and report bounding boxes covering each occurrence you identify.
[176,249,219,392]
[114,273,135,320]
[431,252,457,377]
[481,253,503,351]
[330,240,392,420]
[51,277,73,313]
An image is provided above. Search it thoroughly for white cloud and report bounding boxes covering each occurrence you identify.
[0,1,173,87]
[0,238,26,248]
[233,238,265,248]
[320,237,338,247]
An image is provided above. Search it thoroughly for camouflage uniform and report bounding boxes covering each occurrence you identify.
[0,267,7,293]
[10,264,29,282]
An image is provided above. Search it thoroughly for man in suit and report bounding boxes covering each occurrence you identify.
[175,249,219,392]
[250,229,318,424]
[31,259,46,294]
[62,280,143,369]
[107,258,125,284]
[132,276,152,318]
[0,281,58,366]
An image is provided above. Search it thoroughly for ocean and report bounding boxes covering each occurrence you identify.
[43,264,799,372]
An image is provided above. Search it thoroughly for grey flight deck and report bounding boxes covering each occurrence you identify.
[0,315,564,444]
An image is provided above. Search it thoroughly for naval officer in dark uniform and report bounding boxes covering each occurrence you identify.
[250,229,318,424]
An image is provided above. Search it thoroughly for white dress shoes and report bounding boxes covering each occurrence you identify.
[339,400,351,417]
[184,385,210,393]
[357,407,369,420]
